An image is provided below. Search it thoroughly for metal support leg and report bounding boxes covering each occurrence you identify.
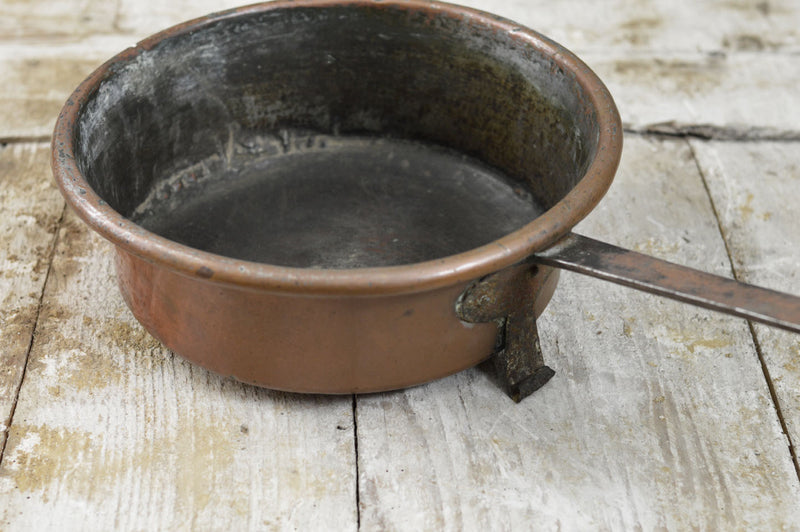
[456,264,556,402]
[495,311,555,402]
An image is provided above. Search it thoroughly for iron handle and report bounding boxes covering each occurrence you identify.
[532,233,800,334]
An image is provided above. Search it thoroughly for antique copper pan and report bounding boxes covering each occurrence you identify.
[52,0,800,399]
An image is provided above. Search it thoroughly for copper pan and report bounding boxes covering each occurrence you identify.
[52,0,800,400]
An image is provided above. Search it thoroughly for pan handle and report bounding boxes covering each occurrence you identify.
[531,233,800,334]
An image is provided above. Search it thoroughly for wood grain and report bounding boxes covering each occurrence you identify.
[458,0,800,54]
[5,0,798,54]
[0,0,118,42]
[690,139,800,462]
[0,0,245,42]
[585,51,800,134]
[3,0,800,529]
[4,2,800,139]
[0,40,133,140]
[0,210,357,531]
[0,143,63,453]
[124,0,798,54]
[355,136,800,530]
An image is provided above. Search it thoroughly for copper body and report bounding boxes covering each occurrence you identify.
[52,0,623,393]
[116,250,560,392]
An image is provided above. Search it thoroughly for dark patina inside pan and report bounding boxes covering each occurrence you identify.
[74,4,597,269]
[132,134,546,268]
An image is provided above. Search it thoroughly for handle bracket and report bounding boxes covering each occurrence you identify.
[457,264,556,402]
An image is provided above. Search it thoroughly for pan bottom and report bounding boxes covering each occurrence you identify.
[133,132,544,268]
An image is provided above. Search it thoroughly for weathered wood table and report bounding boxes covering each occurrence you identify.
[2,1,799,529]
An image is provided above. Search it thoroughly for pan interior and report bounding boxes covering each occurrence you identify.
[73,3,600,269]
[131,132,545,268]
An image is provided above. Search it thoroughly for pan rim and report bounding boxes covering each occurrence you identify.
[51,0,622,296]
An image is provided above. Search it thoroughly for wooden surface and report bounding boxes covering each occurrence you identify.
[1,0,800,530]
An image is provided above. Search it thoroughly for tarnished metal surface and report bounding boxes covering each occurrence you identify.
[534,233,800,333]
[114,249,501,393]
[131,134,545,269]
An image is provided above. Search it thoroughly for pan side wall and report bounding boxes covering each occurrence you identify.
[114,248,503,393]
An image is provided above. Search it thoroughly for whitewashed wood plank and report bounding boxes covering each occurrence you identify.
[4,0,799,54]
[355,136,800,530]
[584,51,800,134]
[114,0,251,35]
[12,0,794,53]
[0,209,357,532]
[0,0,243,42]
[0,0,119,42]
[458,0,800,54]
[4,4,799,139]
[689,139,800,456]
[0,143,63,451]
[0,38,137,140]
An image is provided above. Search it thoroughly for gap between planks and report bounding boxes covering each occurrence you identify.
[0,135,51,145]
[352,394,361,530]
[624,126,800,142]
[0,202,66,465]
[685,138,800,482]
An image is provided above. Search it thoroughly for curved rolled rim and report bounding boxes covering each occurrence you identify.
[51,0,622,296]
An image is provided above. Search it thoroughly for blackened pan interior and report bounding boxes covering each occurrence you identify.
[73,3,598,268]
